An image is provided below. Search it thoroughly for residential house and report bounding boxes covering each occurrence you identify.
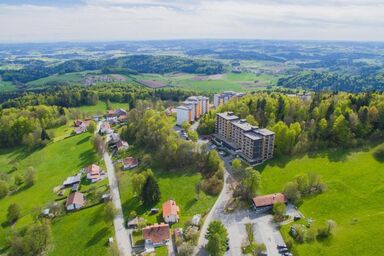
[99,122,113,135]
[162,200,180,224]
[122,157,139,170]
[143,223,170,251]
[252,193,287,213]
[66,192,85,211]
[85,164,101,182]
[116,140,129,151]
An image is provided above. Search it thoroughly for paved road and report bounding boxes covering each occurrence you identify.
[195,156,233,255]
[104,151,132,256]
[98,121,131,256]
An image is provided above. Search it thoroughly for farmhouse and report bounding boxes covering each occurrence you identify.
[162,200,180,224]
[73,119,91,134]
[122,157,139,170]
[252,193,287,212]
[143,223,170,251]
[66,192,85,211]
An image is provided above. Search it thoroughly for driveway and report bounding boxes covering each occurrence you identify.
[195,155,287,256]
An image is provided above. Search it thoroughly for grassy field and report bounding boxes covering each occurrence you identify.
[0,80,16,92]
[128,72,280,93]
[73,101,129,115]
[0,133,113,255]
[27,71,88,87]
[259,145,384,256]
[118,167,217,227]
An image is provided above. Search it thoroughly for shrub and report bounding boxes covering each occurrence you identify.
[0,181,9,198]
[373,145,384,161]
[201,175,223,196]
[7,203,22,223]
[24,167,36,187]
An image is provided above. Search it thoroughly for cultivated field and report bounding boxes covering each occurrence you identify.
[259,145,384,256]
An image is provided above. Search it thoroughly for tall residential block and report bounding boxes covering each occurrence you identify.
[213,91,246,107]
[214,112,275,164]
[176,95,210,125]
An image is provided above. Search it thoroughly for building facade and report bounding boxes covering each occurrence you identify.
[213,91,246,107]
[176,96,209,125]
[215,112,275,164]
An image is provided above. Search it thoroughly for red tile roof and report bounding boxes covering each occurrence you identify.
[252,193,287,207]
[66,192,85,207]
[123,157,138,166]
[86,164,101,179]
[162,200,179,219]
[143,223,170,243]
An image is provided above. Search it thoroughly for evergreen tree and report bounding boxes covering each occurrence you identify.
[141,175,161,205]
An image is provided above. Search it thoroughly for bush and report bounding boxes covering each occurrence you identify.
[373,145,384,161]
[0,180,9,199]
[7,203,21,223]
[201,175,223,196]
[24,167,36,187]
[177,242,194,256]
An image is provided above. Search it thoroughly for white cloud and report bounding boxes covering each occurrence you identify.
[0,0,383,42]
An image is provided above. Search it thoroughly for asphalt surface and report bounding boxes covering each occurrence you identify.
[97,122,132,256]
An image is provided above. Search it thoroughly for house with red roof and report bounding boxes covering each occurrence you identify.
[85,164,101,182]
[143,223,170,251]
[252,193,287,213]
[122,157,139,170]
[66,192,85,211]
[162,200,180,224]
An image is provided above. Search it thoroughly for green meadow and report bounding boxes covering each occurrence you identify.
[259,145,384,256]
[128,71,280,92]
[0,133,113,255]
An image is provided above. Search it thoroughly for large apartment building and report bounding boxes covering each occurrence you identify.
[215,112,275,164]
[213,91,246,107]
[176,96,209,125]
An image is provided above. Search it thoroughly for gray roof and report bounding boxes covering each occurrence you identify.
[244,131,263,141]
[217,112,240,121]
[232,120,257,131]
[256,128,275,136]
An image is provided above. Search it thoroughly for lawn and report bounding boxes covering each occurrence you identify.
[258,144,384,256]
[118,167,217,228]
[50,204,113,256]
[0,133,113,255]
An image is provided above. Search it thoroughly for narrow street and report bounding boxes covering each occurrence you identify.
[104,150,132,256]
[97,122,131,256]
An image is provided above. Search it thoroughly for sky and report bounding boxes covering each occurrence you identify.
[0,0,384,43]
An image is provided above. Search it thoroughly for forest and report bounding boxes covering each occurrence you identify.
[277,70,384,92]
[0,55,224,84]
[198,92,384,155]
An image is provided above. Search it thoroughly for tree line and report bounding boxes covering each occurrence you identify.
[198,92,384,156]
[0,55,224,84]
[277,70,384,92]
